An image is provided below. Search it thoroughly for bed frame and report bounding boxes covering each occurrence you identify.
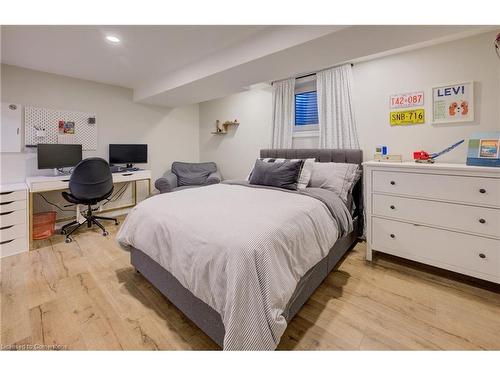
[130,148,363,348]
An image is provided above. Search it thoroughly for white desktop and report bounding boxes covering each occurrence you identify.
[24,143,152,250]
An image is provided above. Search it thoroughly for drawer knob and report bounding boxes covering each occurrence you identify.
[479,188,486,194]
[479,218,486,224]
[390,234,395,239]
[479,253,486,259]
[390,205,395,210]
[390,181,396,185]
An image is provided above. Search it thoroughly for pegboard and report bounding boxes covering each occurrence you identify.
[24,106,97,150]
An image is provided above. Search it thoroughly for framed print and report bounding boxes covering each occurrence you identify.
[432,81,474,124]
[478,139,499,159]
[466,132,500,167]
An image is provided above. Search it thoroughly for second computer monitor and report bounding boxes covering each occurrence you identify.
[109,144,148,168]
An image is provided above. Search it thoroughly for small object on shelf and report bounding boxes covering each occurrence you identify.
[211,119,240,135]
[375,145,388,156]
[374,154,402,163]
[413,150,433,163]
[413,139,464,164]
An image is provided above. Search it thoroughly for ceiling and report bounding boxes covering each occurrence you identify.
[1,25,494,107]
[1,25,269,87]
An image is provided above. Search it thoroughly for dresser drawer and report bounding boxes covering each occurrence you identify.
[372,217,500,279]
[0,199,26,213]
[0,223,26,242]
[0,209,26,227]
[0,237,28,258]
[372,171,500,207]
[373,194,500,238]
[0,189,26,203]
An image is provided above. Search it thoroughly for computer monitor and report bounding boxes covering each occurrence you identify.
[37,144,83,170]
[109,144,148,168]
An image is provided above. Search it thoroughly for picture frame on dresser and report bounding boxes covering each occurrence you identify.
[363,161,500,284]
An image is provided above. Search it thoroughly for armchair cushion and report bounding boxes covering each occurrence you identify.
[155,171,178,193]
[172,162,218,187]
[206,170,222,185]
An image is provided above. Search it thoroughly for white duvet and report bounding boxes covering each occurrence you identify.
[116,183,340,350]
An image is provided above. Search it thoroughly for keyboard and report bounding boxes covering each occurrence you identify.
[109,165,125,173]
[110,166,141,173]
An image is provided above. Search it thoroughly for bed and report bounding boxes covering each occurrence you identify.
[117,148,363,350]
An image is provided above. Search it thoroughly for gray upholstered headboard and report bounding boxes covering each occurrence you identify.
[259,148,363,234]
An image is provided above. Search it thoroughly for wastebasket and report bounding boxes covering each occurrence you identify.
[33,211,57,240]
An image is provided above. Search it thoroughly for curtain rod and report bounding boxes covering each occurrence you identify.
[274,63,354,84]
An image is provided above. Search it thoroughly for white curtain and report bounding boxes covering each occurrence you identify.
[317,64,359,149]
[271,78,295,149]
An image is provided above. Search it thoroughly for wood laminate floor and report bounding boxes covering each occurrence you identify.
[1,217,499,350]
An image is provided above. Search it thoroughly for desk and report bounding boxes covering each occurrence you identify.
[26,169,152,249]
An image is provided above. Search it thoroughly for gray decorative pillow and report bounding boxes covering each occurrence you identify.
[247,158,315,189]
[308,162,360,204]
[249,159,305,190]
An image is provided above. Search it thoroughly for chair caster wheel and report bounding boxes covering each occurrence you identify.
[115,221,119,225]
[103,231,109,237]
[60,229,67,235]
[65,237,72,243]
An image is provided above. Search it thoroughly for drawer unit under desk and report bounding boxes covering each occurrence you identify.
[0,189,26,203]
[372,217,500,282]
[29,178,71,193]
[0,237,28,258]
[372,170,500,208]
[0,223,26,242]
[372,194,500,238]
[112,171,151,183]
[0,199,27,213]
[0,210,27,227]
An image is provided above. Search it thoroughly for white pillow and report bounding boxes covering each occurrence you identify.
[308,162,360,203]
[247,158,315,190]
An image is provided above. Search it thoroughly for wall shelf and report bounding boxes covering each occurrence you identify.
[212,119,239,135]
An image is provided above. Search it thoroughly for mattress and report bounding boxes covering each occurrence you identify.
[130,216,359,348]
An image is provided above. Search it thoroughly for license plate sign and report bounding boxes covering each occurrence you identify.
[390,109,425,126]
[390,91,424,108]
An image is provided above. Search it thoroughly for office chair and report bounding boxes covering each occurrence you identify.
[60,157,118,243]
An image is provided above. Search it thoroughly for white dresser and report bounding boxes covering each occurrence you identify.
[363,161,500,284]
[0,183,29,258]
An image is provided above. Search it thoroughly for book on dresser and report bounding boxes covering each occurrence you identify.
[363,161,500,284]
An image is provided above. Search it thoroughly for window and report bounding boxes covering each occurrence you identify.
[294,78,319,134]
[295,91,318,126]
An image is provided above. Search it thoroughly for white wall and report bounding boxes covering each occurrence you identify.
[1,64,200,183]
[1,64,199,218]
[199,89,272,179]
[199,31,500,177]
[353,31,500,163]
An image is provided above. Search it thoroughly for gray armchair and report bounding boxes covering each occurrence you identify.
[155,161,222,193]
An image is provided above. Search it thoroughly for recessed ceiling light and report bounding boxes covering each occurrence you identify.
[105,35,121,44]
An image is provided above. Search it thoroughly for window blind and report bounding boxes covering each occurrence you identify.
[295,91,318,126]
